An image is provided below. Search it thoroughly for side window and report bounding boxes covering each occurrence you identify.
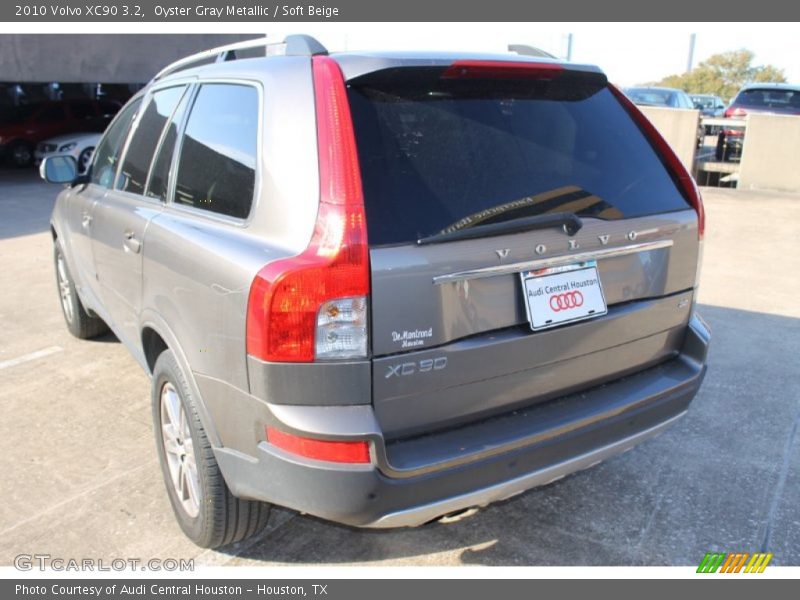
[146,88,191,202]
[173,84,258,219]
[90,98,142,189]
[116,86,186,196]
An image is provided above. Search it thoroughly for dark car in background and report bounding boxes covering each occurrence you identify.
[625,86,704,148]
[690,94,726,117]
[0,99,119,167]
[717,83,800,161]
[690,94,726,135]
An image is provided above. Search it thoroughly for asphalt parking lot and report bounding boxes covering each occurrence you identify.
[1,169,798,567]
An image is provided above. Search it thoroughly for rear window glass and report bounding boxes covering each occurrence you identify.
[348,69,691,246]
[734,88,800,109]
[624,88,677,108]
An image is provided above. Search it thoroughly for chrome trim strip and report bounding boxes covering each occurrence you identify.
[366,411,686,528]
[432,239,674,285]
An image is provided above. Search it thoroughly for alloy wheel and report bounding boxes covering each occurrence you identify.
[160,382,201,518]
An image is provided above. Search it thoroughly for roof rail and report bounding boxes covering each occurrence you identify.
[508,44,557,59]
[153,34,328,81]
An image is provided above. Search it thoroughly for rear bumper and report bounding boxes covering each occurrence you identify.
[371,412,685,527]
[214,314,709,528]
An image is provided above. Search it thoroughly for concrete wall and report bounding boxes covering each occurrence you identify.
[739,113,800,193]
[638,106,699,171]
[0,34,261,83]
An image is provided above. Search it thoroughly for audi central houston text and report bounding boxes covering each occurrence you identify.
[43,35,710,548]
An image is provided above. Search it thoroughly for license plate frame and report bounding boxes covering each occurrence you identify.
[520,261,608,331]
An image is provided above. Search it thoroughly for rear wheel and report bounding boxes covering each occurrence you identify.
[152,350,271,548]
[54,241,108,339]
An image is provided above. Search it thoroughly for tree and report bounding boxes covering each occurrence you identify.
[654,49,786,101]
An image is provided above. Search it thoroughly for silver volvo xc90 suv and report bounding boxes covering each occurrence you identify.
[42,35,710,548]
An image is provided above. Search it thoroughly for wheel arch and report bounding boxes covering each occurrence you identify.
[139,314,222,448]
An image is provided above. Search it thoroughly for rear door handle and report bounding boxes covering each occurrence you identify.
[123,230,142,254]
[81,212,92,229]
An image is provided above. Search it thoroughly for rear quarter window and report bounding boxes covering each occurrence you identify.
[173,83,258,220]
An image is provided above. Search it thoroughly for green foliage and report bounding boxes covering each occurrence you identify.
[653,49,786,102]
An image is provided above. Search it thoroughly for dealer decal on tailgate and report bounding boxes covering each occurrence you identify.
[520,261,608,331]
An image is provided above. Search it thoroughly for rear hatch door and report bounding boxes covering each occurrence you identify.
[343,58,701,437]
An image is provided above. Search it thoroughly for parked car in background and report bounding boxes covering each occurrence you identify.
[717,83,800,161]
[42,35,709,549]
[625,86,695,109]
[625,86,704,148]
[35,133,101,175]
[0,99,118,167]
[690,94,726,136]
[690,94,726,117]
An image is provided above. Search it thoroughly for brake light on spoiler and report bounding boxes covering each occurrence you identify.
[441,60,564,80]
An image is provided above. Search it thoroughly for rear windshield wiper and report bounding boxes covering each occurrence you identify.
[417,211,583,245]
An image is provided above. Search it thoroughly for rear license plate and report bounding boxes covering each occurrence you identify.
[520,261,607,331]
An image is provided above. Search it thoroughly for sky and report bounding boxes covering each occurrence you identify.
[5,21,798,88]
[254,22,800,87]
[245,23,800,85]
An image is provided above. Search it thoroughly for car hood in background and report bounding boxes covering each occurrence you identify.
[40,132,101,147]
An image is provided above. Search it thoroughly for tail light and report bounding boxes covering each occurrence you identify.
[266,427,371,464]
[609,84,705,240]
[246,56,369,363]
[724,107,747,118]
[441,60,564,80]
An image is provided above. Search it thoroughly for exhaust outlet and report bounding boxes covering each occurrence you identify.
[436,506,480,524]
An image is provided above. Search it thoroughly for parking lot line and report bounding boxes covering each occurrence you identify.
[0,346,63,370]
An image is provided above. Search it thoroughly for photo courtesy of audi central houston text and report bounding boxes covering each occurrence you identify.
[34,34,710,549]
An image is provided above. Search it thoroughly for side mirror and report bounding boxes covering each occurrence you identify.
[40,155,78,184]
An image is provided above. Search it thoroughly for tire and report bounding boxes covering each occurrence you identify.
[715,134,725,161]
[8,140,33,168]
[151,349,270,548]
[54,241,109,339]
[77,146,94,174]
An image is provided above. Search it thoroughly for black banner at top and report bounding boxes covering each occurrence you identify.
[1,0,799,22]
